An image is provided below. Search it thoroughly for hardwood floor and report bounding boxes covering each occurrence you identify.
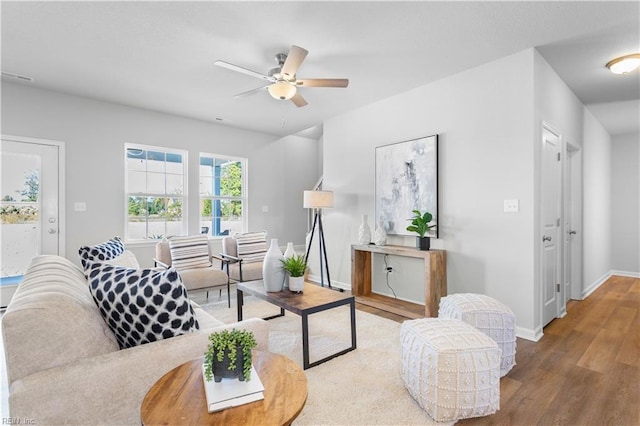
[359,275,640,425]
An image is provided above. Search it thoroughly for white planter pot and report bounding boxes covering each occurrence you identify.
[289,275,305,293]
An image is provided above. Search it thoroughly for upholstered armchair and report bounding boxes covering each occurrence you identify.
[220,231,268,282]
[154,235,231,307]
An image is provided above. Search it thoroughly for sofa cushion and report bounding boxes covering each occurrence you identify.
[104,249,140,269]
[235,231,267,263]
[78,236,125,270]
[169,235,211,270]
[86,263,200,349]
[2,255,120,385]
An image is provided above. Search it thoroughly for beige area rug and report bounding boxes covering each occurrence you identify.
[199,294,452,425]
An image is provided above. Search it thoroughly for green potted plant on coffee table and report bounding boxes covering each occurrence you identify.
[204,328,257,382]
[406,210,436,251]
[280,254,306,293]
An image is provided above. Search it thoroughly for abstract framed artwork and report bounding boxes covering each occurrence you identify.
[375,134,438,238]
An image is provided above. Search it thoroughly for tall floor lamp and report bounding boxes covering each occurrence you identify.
[303,190,338,290]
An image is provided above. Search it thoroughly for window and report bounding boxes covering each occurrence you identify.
[199,154,246,237]
[125,144,187,240]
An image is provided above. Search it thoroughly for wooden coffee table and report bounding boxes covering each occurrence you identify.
[140,351,307,426]
[237,280,357,369]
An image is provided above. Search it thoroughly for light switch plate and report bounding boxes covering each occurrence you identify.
[74,202,87,212]
[262,205,269,213]
[504,199,519,213]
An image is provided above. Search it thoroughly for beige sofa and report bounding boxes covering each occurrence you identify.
[1,255,269,425]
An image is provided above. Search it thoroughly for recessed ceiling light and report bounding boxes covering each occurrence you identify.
[606,53,640,75]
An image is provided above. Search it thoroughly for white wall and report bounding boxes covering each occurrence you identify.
[322,50,538,335]
[582,108,612,291]
[1,82,318,266]
[532,50,587,324]
[611,132,640,274]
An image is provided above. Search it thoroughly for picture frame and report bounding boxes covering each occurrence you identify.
[375,134,438,238]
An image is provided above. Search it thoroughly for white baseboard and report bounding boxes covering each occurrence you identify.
[582,271,611,299]
[515,326,543,342]
[582,269,640,299]
[610,270,640,278]
[306,274,352,292]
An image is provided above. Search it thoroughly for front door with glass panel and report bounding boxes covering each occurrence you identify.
[1,138,60,306]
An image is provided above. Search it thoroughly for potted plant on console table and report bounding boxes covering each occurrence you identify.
[406,210,436,251]
[204,329,257,383]
[281,254,307,293]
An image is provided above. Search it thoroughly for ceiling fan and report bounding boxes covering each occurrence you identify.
[214,45,348,107]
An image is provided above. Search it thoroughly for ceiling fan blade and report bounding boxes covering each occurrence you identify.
[233,85,269,98]
[281,45,309,79]
[291,92,308,108]
[296,78,349,88]
[214,60,274,82]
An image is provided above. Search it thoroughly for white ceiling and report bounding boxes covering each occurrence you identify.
[2,1,638,138]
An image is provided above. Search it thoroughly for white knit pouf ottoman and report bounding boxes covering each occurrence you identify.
[439,293,516,376]
[400,318,501,422]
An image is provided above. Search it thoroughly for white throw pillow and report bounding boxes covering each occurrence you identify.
[169,235,211,270]
[235,231,267,263]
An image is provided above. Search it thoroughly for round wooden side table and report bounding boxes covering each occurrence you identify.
[141,350,307,425]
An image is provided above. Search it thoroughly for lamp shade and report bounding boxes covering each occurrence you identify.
[268,81,297,100]
[303,190,334,209]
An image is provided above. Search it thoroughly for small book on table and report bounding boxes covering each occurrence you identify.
[201,365,265,413]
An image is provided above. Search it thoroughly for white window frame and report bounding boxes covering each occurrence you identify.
[199,152,248,238]
[124,143,188,241]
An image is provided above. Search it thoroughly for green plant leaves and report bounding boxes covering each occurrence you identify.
[406,210,435,237]
[204,328,257,382]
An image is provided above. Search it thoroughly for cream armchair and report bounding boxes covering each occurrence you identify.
[155,235,231,307]
[220,231,268,282]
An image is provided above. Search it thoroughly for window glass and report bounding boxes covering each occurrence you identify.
[125,145,187,240]
[199,154,246,237]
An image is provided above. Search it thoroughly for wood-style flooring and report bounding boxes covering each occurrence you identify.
[359,275,640,426]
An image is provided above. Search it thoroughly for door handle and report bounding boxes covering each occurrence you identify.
[542,236,552,242]
[569,230,577,235]
[48,228,57,234]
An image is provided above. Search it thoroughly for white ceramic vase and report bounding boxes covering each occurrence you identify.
[283,242,296,289]
[358,214,372,245]
[262,238,285,292]
[374,218,387,246]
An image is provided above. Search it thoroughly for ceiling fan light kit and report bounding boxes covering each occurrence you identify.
[268,81,297,100]
[215,45,349,107]
[606,53,640,75]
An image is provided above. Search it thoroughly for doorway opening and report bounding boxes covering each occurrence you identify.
[1,135,65,308]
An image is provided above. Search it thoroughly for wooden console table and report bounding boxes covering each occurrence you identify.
[351,244,446,318]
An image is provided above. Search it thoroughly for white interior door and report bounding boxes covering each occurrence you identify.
[541,126,562,326]
[567,144,583,300]
[1,137,61,279]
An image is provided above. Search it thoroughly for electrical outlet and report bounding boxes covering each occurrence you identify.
[504,199,519,213]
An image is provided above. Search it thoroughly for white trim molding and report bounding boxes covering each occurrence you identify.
[516,326,543,342]
[610,270,640,278]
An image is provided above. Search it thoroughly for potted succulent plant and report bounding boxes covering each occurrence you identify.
[204,328,257,383]
[280,254,306,293]
[406,210,436,251]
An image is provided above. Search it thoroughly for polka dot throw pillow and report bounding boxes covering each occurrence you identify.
[78,237,125,270]
[85,262,200,349]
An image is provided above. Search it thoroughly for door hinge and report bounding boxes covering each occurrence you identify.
[557,283,561,292]
[557,218,560,226]
[557,152,561,161]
